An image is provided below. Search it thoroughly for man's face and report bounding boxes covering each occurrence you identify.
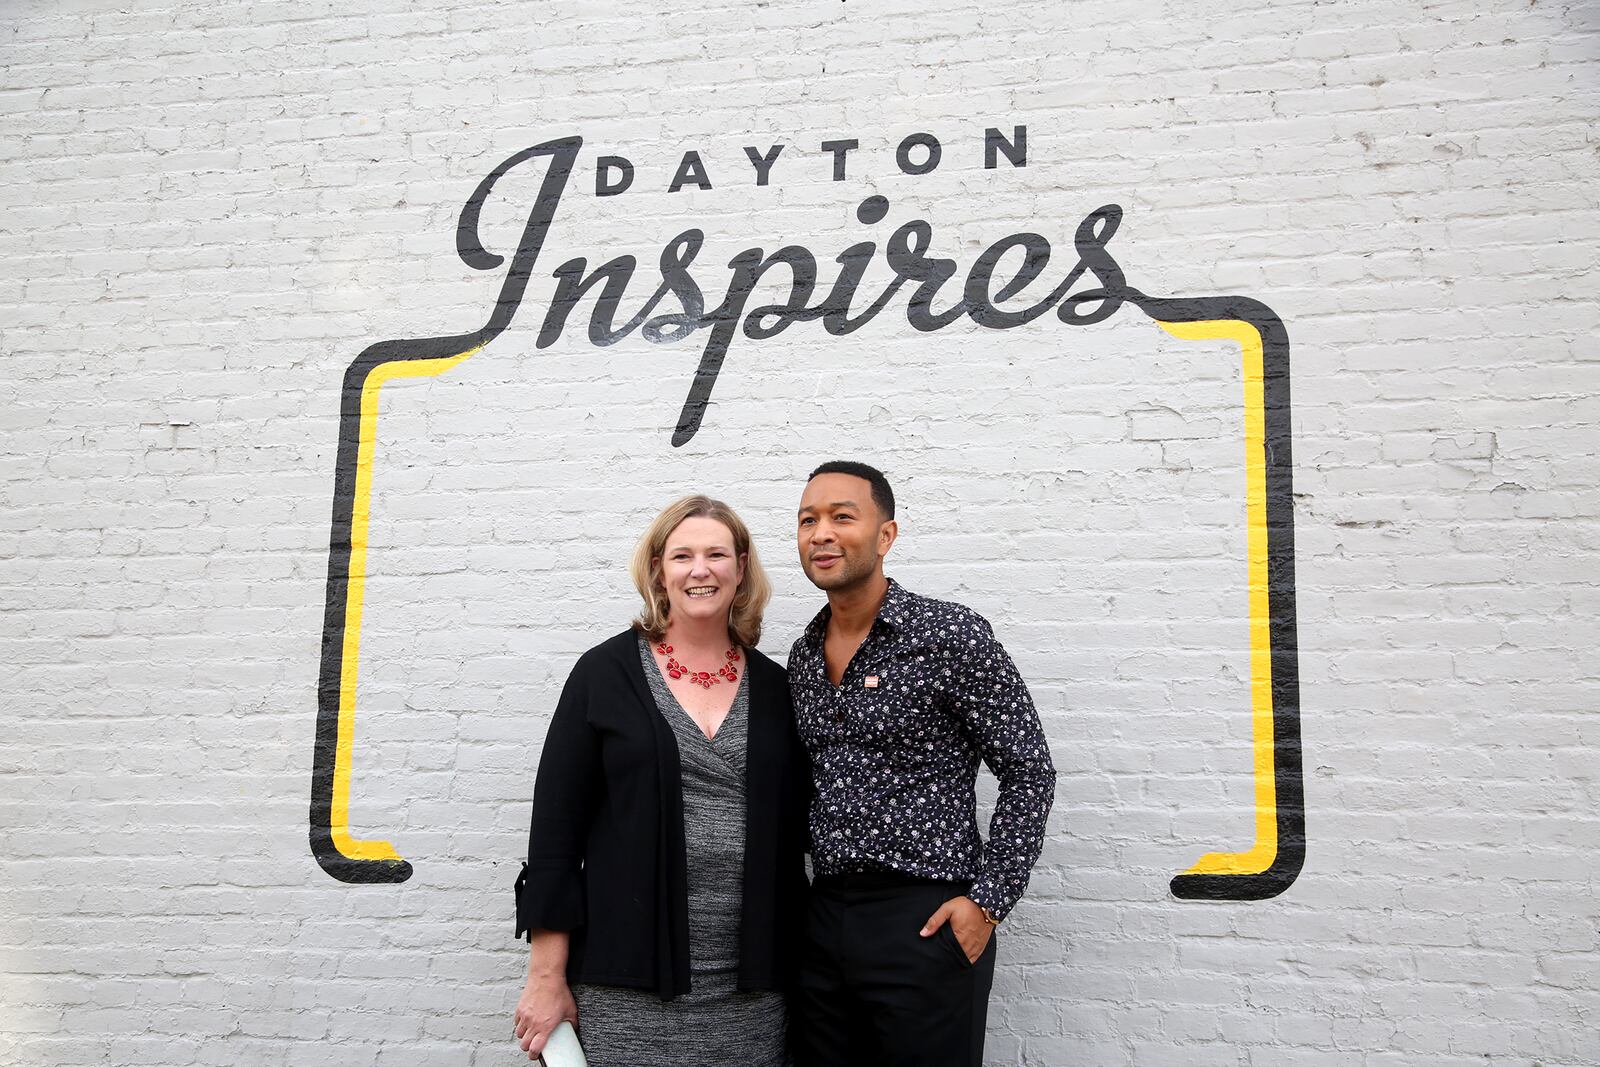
[797,473,895,591]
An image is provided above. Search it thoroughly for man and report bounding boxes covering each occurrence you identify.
[788,460,1056,1067]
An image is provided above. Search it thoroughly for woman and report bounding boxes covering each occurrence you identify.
[513,495,809,1065]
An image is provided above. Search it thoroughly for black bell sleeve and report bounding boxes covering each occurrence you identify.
[514,665,602,940]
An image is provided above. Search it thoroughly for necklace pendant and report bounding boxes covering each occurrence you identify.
[660,643,740,689]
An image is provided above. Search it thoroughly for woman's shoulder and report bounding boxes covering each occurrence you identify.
[569,629,645,676]
[742,643,789,682]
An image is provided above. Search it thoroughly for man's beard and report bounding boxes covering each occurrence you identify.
[805,550,874,591]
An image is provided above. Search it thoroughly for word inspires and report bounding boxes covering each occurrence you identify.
[454,136,1129,445]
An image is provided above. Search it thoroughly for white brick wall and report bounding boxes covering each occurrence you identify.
[3,0,1598,1063]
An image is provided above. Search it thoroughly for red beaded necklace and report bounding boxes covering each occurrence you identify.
[655,642,741,689]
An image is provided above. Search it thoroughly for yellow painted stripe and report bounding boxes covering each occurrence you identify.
[330,347,481,862]
[1156,319,1277,877]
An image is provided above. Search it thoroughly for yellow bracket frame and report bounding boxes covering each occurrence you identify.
[312,346,481,881]
[1146,307,1302,901]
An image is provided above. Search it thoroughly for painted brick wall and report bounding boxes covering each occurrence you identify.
[3,1,1597,1064]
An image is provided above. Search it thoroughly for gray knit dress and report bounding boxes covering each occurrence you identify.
[568,636,787,1066]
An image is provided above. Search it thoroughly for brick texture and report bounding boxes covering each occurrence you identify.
[3,0,1597,1064]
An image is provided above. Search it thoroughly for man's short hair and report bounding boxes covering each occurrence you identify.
[808,460,895,521]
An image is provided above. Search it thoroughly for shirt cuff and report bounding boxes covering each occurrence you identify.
[514,861,586,940]
[966,879,1018,923]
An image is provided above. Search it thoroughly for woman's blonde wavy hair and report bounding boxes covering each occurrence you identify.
[630,495,771,647]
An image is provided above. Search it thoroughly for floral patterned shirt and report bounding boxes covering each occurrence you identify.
[788,578,1056,920]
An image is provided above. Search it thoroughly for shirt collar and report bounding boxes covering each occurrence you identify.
[876,576,911,631]
[801,576,909,651]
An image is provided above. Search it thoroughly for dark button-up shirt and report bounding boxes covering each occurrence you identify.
[788,579,1055,920]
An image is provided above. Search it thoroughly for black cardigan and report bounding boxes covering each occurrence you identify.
[514,629,810,1000]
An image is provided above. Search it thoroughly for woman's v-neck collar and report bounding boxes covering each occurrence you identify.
[639,633,746,744]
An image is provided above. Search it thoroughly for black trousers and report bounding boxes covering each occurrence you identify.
[793,873,998,1067]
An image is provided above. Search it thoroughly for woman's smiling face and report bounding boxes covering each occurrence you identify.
[657,516,745,630]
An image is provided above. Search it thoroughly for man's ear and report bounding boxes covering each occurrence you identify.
[877,519,898,559]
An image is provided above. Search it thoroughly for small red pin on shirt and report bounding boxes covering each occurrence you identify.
[864,675,879,688]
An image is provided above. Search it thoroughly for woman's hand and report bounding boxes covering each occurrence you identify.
[515,928,576,1060]
[513,973,578,1061]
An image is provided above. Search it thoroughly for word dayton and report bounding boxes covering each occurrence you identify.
[593,126,1028,194]
[443,131,1134,446]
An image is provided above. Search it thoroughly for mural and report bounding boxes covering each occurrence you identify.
[309,133,1303,901]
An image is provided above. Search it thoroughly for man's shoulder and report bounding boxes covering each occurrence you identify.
[785,604,830,665]
[783,633,810,678]
[888,583,993,638]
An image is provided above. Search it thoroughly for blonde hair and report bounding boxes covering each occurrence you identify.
[630,495,771,648]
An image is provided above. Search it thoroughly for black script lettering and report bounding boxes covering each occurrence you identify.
[885,220,966,332]
[450,141,1137,448]
[821,138,859,182]
[964,232,1057,328]
[744,144,785,186]
[643,230,708,344]
[1057,205,1126,325]
[743,246,820,340]
[539,255,638,346]
[674,245,830,445]
[855,194,891,225]
[817,195,899,336]
[540,232,711,348]
[596,155,634,196]
[817,240,882,336]
[985,126,1026,169]
[673,249,760,445]
[455,137,581,342]
[896,132,942,176]
[669,151,713,193]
